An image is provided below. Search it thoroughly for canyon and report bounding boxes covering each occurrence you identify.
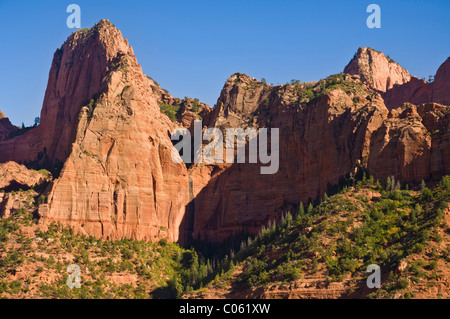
[0,19,449,247]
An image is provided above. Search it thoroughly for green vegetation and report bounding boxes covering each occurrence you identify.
[87,99,95,117]
[195,174,449,299]
[159,97,205,123]
[386,55,396,64]
[0,169,448,299]
[297,73,368,104]
[0,198,223,299]
[159,104,181,122]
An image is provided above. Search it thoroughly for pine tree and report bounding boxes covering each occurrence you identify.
[376,180,382,190]
[307,203,314,214]
[298,202,304,216]
[386,176,392,191]
[410,209,417,224]
[285,211,293,227]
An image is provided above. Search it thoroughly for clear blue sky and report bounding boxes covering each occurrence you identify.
[0,0,449,126]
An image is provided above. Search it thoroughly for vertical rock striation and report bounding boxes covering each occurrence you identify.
[344,47,411,92]
[36,20,191,242]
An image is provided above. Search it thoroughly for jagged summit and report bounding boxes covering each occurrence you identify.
[344,47,411,92]
[383,55,450,109]
[0,19,138,166]
[66,19,132,57]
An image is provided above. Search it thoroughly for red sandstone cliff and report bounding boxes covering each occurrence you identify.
[344,47,411,92]
[357,54,450,110]
[0,21,449,245]
[0,20,136,167]
[367,102,450,182]
[186,74,390,242]
[187,69,449,243]
[33,20,191,242]
[0,111,17,141]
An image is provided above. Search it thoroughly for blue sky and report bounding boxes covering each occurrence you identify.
[0,0,449,126]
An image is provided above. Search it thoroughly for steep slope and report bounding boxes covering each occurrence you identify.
[0,21,449,248]
[186,73,390,243]
[344,47,411,92]
[185,177,450,299]
[367,102,450,182]
[0,111,17,141]
[187,69,450,244]
[381,57,450,109]
[0,20,135,167]
[35,20,191,242]
[432,57,450,106]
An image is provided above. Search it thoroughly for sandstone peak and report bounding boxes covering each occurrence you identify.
[66,19,133,61]
[0,19,137,167]
[344,47,411,92]
[210,72,271,128]
[0,110,6,119]
[382,56,450,109]
[432,56,450,105]
[32,19,192,243]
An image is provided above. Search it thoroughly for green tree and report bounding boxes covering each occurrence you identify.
[386,176,392,191]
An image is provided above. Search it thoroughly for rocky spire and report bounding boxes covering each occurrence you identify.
[344,47,411,92]
[37,19,191,243]
[0,19,138,166]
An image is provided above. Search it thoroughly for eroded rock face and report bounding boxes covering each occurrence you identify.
[186,74,390,243]
[186,70,450,243]
[344,47,411,92]
[433,57,450,106]
[382,57,450,109]
[367,103,450,182]
[1,21,449,245]
[0,161,50,191]
[36,20,191,242]
[0,20,134,167]
[0,111,17,141]
[382,77,432,110]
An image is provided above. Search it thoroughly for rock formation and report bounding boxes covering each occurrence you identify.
[0,161,50,191]
[383,57,450,109]
[367,102,450,182]
[0,20,138,167]
[344,47,411,92]
[0,162,50,219]
[0,22,449,245]
[186,67,449,243]
[0,111,17,141]
[345,48,450,110]
[186,73,390,242]
[33,20,191,242]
